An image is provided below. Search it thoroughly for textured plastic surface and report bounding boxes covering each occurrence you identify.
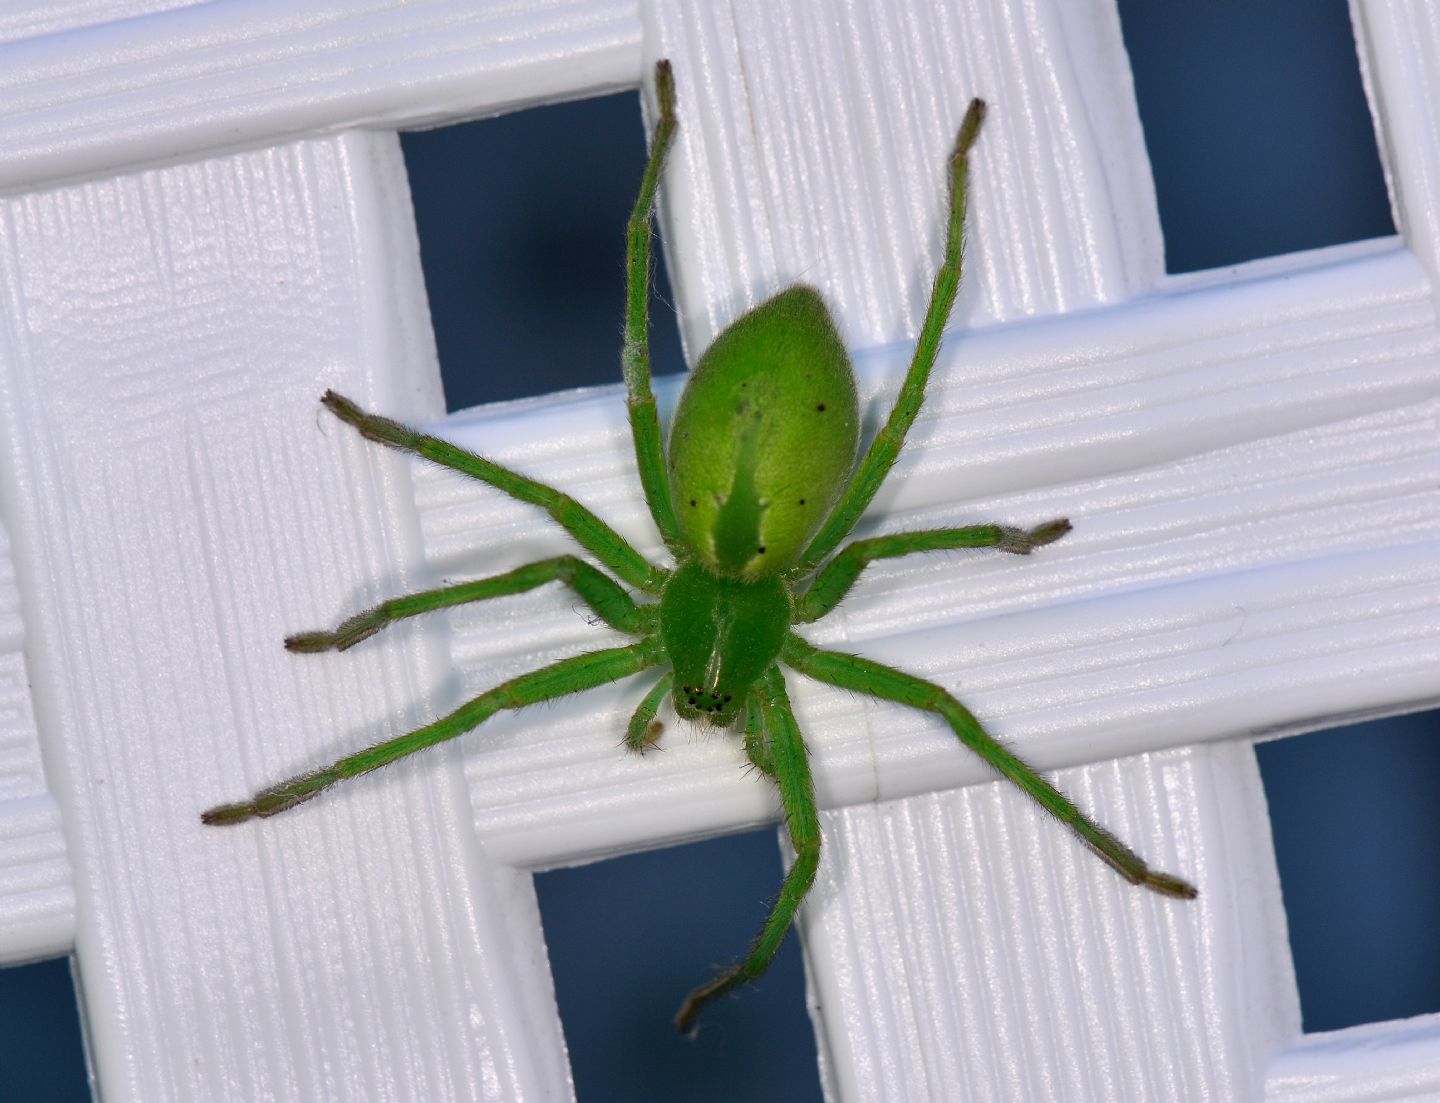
[0,522,70,964]
[0,1,1436,1102]
[0,126,581,1098]
[0,0,644,192]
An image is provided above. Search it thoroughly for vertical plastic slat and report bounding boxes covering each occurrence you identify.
[0,130,569,1102]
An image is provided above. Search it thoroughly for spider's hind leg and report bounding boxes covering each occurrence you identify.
[319,391,665,593]
[203,638,664,825]
[783,633,1197,900]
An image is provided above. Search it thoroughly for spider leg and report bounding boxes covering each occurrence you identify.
[622,60,684,550]
[795,99,987,575]
[782,633,1197,899]
[796,520,1070,622]
[287,555,653,652]
[624,670,674,753]
[742,692,775,776]
[675,666,819,1033]
[319,391,666,593]
[202,637,664,825]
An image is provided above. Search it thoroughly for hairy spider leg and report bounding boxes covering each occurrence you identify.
[674,666,820,1033]
[795,520,1072,623]
[286,555,654,653]
[793,98,988,575]
[623,58,683,550]
[742,694,775,777]
[202,639,664,825]
[782,634,1198,899]
[319,390,667,593]
[625,671,674,753]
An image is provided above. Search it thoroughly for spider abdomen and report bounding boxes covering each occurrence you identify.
[667,285,859,577]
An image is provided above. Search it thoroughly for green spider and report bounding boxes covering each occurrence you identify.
[203,60,1196,1032]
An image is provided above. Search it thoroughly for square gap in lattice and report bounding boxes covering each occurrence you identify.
[399,89,687,413]
[0,956,88,1101]
[536,829,823,1102]
[1115,0,1394,274]
[1255,708,1440,1033]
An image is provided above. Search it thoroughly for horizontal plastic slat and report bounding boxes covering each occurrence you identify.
[411,242,1440,867]
[0,0,644,192]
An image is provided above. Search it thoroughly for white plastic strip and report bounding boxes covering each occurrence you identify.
[0,447,73,963]
[0,0,644,193]
[1267,1015,1440,1103]
[0,129,567,1102]
[647,0,1163,355]
[804,742,1296,1103]
[0,665,72,963]
[1353,0,1440,294]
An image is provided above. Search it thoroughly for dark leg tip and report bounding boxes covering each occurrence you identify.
[673,1003,698,1036]
[999,518,1072,554]
[284,632,332,653]
[1030,518,1072,547]
[624,719,665,754]
[200,802,255,826]
[320,390,361,423]
[654,59,676,119]
[1147,871,1200,900]
[957,97,987,153]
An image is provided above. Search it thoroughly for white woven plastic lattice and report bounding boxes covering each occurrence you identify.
[0,1,1436,1101]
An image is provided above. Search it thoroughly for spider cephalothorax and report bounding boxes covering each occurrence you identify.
[203,60,1196,1032]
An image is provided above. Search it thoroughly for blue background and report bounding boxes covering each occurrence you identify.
[3,2,1437,1099]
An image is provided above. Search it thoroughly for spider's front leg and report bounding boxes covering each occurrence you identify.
[621,58,683,550]
[783,634,1197,899]
[202,638,664,825]
[795,97,987,573]
[795,520,1071,622]
[675,666,818,1033]
[320,391,666,593]
[286,555,653,652]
